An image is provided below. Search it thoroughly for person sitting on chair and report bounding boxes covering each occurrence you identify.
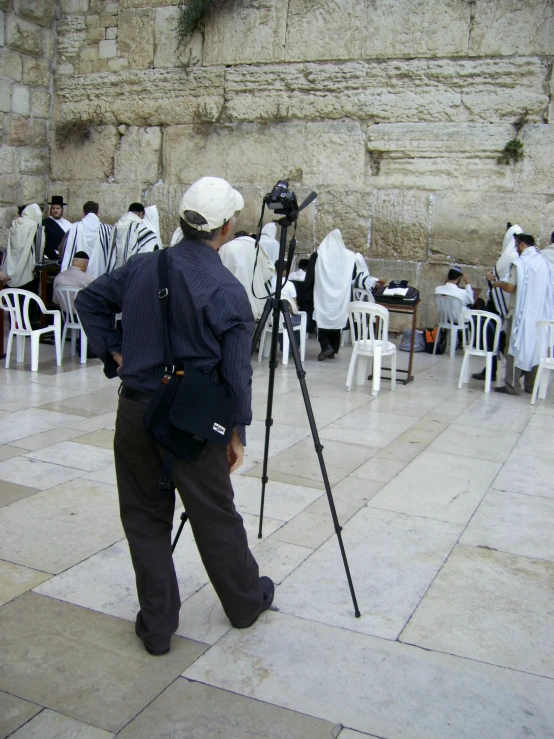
[53,251,94,305]
[435,265,476,308]
[271,260,301,351]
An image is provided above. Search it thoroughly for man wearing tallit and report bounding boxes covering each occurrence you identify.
[313,229,355,361]
[219,233,275,319]
[259,222,280,264]
[2,204,44,289]
[487,233,554,395]
[105,203,160,272]
[60,202,112,279]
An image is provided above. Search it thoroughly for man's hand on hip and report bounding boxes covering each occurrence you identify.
[226,427,244,473]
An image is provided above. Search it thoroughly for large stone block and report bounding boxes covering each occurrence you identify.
[539,202,554,248]
[203,0,287,66]
[0,0,9,10]
[60,0,89,12]
[20,174,46,204]
[57,15,87,59]
[5,116,47,147]
[370,190,431,262]
[225,58,547,124]
[20,147,48,174]
[11,84,30,116]
[286,0,470,63]
[5,15,42,56]
[114,126,162,184]
[0,48,23,81]
[0,175,20,205]
[14,0,56,26]
[314,188,372,253]
[50,181,143,224]
[366,122,516,191]
[303,121,366,187]
[429,192,554,266]
[0,146,18,175]
[55,67,225,125]
[120,0,179,6]
[0,9,4,47]
[118,8,154,70]
[518,124,554,195]
[41,26,55,61]
[22,57,50,86]
[142,182,187,245]
[0,79,10,113]
[153,7,202,68]
[50,125,119,181]
[469,0,554,57]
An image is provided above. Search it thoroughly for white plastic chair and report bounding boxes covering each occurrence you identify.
[341,287,375,347]
[346,302,396,396]
[458,310,501,393]
[258,298,307,365]
[57,286,88,364]
[434,291,467,358]
[530,320,554,405]
[1,288,62,371]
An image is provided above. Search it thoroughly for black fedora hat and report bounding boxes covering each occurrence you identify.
[48,195,67,206]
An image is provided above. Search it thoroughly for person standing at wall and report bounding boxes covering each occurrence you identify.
[219,232,275,320]
[105,203,160,272]
[59,202,112,278]
[75,177,274,656]
[42,196,71,260]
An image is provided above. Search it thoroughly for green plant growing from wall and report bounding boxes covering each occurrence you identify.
[177,0,235,43]
[497,109,528,165]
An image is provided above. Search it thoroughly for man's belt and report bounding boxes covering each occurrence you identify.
[119,385,155,404]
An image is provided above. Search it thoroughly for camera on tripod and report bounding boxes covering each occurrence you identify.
[263,180,298,218]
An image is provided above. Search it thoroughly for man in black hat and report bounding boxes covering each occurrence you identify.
[42,195,72,260]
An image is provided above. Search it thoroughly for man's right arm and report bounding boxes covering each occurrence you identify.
[75,267,129,378]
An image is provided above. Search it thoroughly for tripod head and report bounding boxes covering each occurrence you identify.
[263,180,317,227]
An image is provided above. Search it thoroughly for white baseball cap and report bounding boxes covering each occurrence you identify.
[179,177,244,232]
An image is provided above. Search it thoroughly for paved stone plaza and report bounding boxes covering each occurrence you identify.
[0,335,553,738]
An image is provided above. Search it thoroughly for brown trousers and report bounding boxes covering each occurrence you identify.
[114,396,262,651]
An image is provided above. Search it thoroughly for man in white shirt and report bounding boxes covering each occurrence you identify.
[53,251,95,305]
[271,260,301,351]
[434,266,475,307]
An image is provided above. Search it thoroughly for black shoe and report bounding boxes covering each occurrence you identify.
[494,385,520,396]
[472,369,496,382]
[231,576,275,629]
[318,346,334,361]
[135,616,170,656]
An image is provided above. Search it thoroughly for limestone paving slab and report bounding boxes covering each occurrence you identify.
[492,453,554,499]
[8,709,114,739]
[428,422,520,462]
[276,506,462,639]
[116,678,341,739]
[0,445,23,462]
[460,489,554,562]
[81,464,117,487]
[368,450,500,524]
[0,593,207,734]
[39,388,119,417]
[72,429,115,450]
[0,691,42,739]
[0,478,122,574]
[320,409,417,449]
[269,511,336,550]
[24,441,113,472]
[0,408,84,445]
[351,457,405,484]
[184,611,554,739]
[0,479,39,507]
[400,546,554,679]
[10,427,84,452]
[232,474,322,522]
[0,560,50,606]
[513,424,554,460]
[455,393,534,433]
[303,475,384,521]
[0,456,85,492]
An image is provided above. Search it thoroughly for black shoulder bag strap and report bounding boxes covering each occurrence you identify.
[157,248,176,495]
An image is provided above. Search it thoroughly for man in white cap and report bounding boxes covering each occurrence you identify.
[75,176,274,657]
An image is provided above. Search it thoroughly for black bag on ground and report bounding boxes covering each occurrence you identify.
[143,249,235,471]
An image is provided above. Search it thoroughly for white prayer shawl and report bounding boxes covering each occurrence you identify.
[49,215,72,233]
[540,246,554,267]
[3,204,43,287]
[143,206,162,248]
[169,226,183,247]
[219,236,275,320]
[105,212,158,272]
[259,223,280,264]
[509,247,554,372]
[313,229,356,329]
[353,253,377,293]
[490,224,523,317]
[61,213,112,277]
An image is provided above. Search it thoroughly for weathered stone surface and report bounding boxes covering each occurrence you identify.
[22,57,50,86]
[117,8,154,70]
[0,175,20,205]
[11,84,30,116]
[518,124,554,195]
[0,9,5,47]
[315,188,372,253]
[50,125,119,181]
[0,146,18,175]
[153,7,202,68]
[204,0,287,66]
[98,39,116,59]
[366,122,516,191]
[50,181,143,224]
[539,202,554,248]
[0,48,23,81]
[430,192,554,266]
[5,116,47,147]
[41,26,55,60]
[371,190,431,262]
[55,68,225,125]
[20,146,48,175]
[5,15,42,56]
[0,79,11,113]
[57,15,87,59]
[20,174,46,203]
[105,27,117,40]
[225,58,547,124]
[60,0,89,12]
[143,183,186,245]
[114,126,161,184]
[14,0,56,27]
[120,0,178,6]
[469,0,554,57]
[0,0,9,11]
[303,122,366,187]
[286,0,470,63]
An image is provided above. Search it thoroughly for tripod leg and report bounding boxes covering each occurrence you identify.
[281,302,361,617]
[171,511,188,553]
[251,298,273,356]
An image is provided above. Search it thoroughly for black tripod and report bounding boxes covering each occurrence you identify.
[251,211,361,618]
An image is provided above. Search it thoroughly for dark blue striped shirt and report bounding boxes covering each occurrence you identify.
[75,239,255,443]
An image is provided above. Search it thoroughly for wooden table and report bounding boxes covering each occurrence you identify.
[373,297,421,385]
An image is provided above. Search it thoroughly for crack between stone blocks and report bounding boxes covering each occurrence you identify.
[467,0,476,55]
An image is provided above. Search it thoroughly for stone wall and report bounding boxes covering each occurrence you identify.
[49,0,554,324]
[0,0,55,246]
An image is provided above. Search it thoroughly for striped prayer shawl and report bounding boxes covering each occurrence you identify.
[106,221,158,273]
